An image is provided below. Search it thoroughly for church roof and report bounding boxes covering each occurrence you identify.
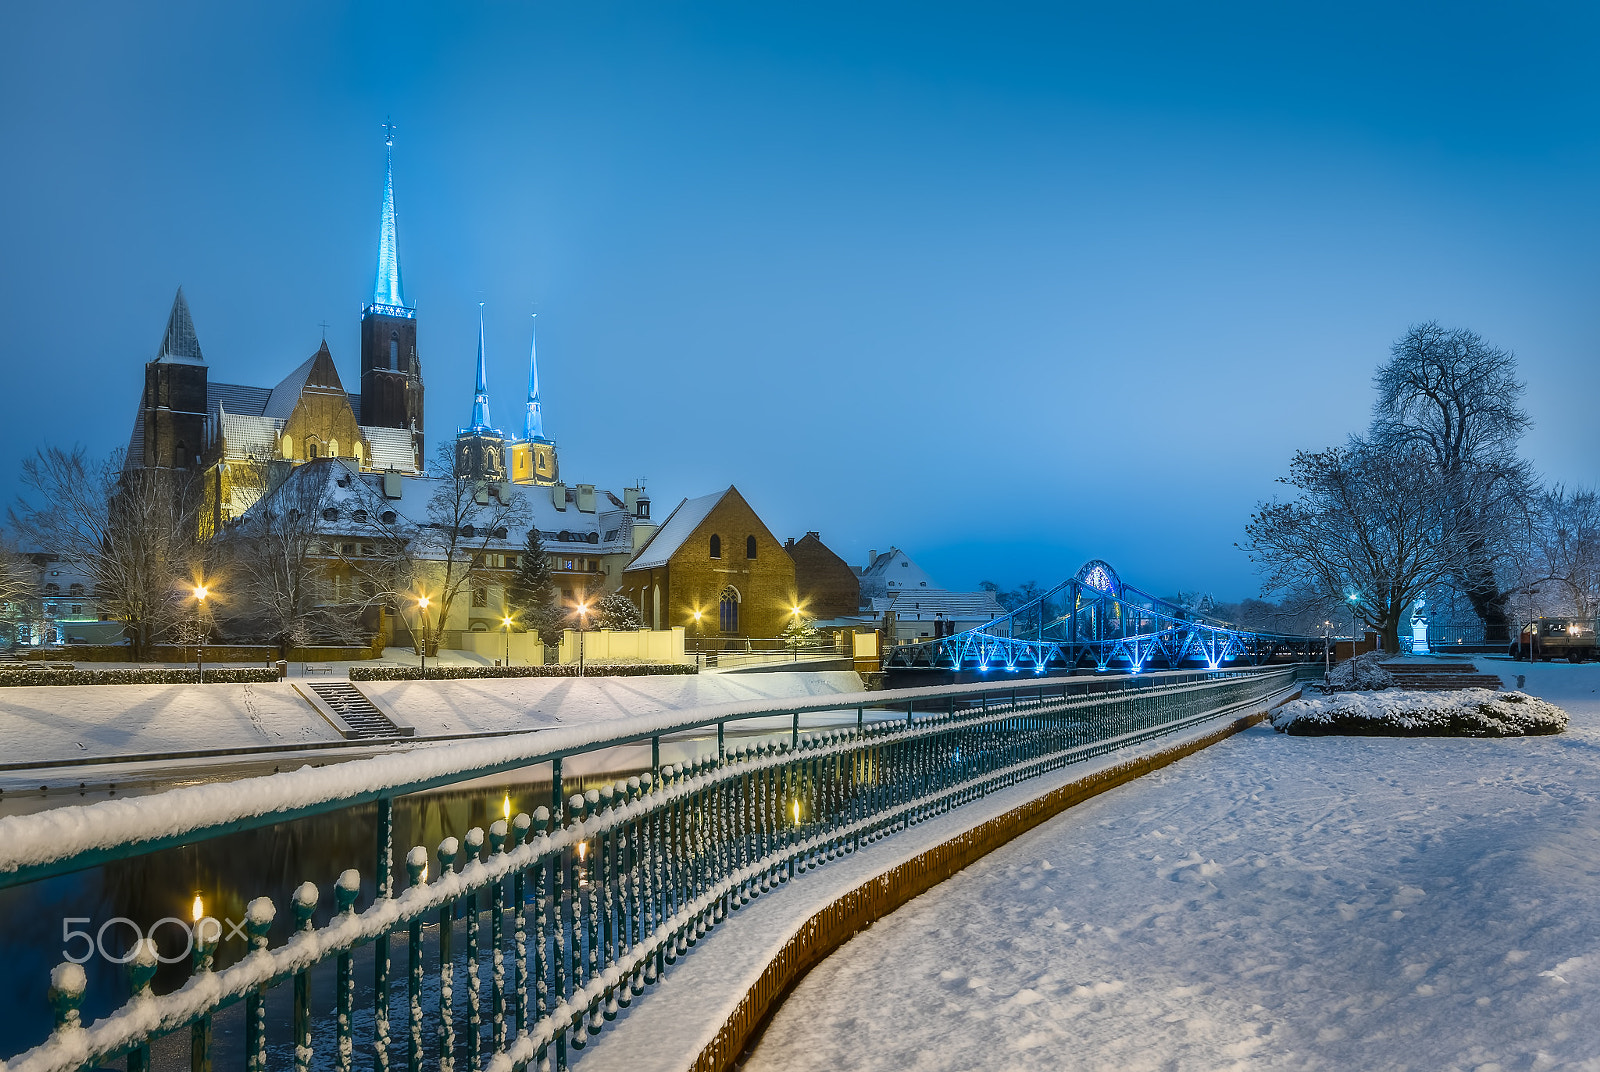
[625,488,729,572]
[372,128,408,311]
[264,342,349,419]
[217,411,280,458]
[155,287,204,364]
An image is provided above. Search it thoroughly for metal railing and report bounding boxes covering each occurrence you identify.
[1,666,1308,1072]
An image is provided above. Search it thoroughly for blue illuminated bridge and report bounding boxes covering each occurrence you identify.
[886,559,1324,675]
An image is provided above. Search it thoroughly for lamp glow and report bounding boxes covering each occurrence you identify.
[192,894,204,922]
[793,800,800,824]
[578,841,587,862]
[503,792,511,822]
[417,596,430,609]
[193,586,208,602]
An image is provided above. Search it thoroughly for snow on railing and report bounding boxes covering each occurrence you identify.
[1,667,1300,1072]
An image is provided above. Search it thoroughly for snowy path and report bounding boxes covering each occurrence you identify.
[745,659,1600,1072]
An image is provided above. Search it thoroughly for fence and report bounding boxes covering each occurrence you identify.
[0,665,1309,1072]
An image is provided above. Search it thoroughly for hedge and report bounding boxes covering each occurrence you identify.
[0,667,281,686]
[350,663,698,681]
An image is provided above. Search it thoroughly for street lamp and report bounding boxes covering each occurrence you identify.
[575,598,591,677]
[416,595,431,676]
[790,604,802,662]
[502,614,514,667]
[192,584,209,683]
[1346,593,1360,658]
[691,609,702,670]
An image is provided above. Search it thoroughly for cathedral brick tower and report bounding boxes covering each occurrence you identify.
[139,287,209,470]
[359,124,425,470]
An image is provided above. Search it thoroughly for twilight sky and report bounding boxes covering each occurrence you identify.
[2,1,1597,600]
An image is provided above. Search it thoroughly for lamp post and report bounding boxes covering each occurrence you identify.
[790,604,802,662]
[576,598,591,677]
[416,595,431,677]
[1347,593,1360,659]
[192,585,208,683]
[1323,620,1332,677]
[502,615,513,667]
[691,609,702,670]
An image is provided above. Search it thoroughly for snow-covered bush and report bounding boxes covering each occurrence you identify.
[0,667,279,686]
[350,662,697,681]
[1272,688,1567,737]
[1325,651,1394,691]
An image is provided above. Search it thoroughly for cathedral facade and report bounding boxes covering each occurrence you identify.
[127,130,427,535]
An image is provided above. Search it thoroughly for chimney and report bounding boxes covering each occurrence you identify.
[551,482,567,510]
[624,487,639,511]
[576,484,596,512]
[869,549,877,563]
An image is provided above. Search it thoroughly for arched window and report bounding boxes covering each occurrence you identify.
[282,435,293,459]
[746,535,757,559]
[68,583,84,596]
[354,441,364,466]
[389,332,399,370]
[709,534,721,559]
[43,583,59,597]
[328,439,339,458]
[719,586,740,634]
[306,438,320,460]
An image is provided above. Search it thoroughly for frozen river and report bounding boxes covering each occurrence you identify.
[745,658,1600,1071]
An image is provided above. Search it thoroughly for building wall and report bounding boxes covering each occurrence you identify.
[142,361,208,470]
[281,390,368,465]
[786,533,860,619]
[557,627,686,664]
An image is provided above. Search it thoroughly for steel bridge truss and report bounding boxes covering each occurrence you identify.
[886,559,1324,674]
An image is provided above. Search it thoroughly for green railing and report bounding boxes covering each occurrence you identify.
[0,666,1306,1072]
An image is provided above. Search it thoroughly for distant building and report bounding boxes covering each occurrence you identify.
[871,589,1005,644]
[785,532,859,620]
[858,547,939,603]
[620,487,797,637]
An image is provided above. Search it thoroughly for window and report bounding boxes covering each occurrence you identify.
[719,586,740,633]
[307,440,320,460]
[282,435,293,459]
[71,605,83,616]
[323,508,339,522]
[389,332,399,370]
[746,535,757,559]
[380,510,397,525]
[352,510,368,523]
[472,580,488,608]
[354,442,364,466]
[43,583,59,597]
[328,439,339,458]
[68,583,84,596]
[709,534,722,559]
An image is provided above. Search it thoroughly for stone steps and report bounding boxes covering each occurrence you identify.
[1380,662,1503,691]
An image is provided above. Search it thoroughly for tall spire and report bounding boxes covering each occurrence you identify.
[156,286,204,363]
[524,313,544,441]
[372,121,407,310]
[469,304,495,432]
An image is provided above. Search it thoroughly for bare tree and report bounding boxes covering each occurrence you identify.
[1523,486,1600,619]
[10,447,201,657]
[1244,442,1474,653]
[1370,322,1537,641]
[414,441,530,654]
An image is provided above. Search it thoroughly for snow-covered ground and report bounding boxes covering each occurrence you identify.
[745,657,1600,1072]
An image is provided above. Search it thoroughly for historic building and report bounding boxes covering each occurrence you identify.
[126,128,425,535]
[784,532,859,620]
[618,486,797,637]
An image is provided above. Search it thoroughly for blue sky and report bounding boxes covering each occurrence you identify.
[2,1,1596,599]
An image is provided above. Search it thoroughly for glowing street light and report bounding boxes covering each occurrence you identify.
[191,583,210,683]
[576,598,592,676]
[502,614,514,667]
[415,594,432,676]
[691,609,703,668]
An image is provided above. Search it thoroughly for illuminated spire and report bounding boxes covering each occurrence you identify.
[524,314,544,441]
[372,121,407,310]
[156,287,204,363]
[469,304,494,432]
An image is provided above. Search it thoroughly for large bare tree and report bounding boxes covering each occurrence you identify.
[413,441,529,654]
[1244,442,1475,653]
[9,447,202,657]
[1370,322,1537,641]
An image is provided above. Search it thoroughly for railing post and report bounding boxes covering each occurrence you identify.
[190,908,218,1072]
[334,869,360,1072]
[127,939,158,1072]
[718,721,725,763]
[293,882,318,1072]
[435,839,459,1072]
[244,897,275,1072]
[464,826,484,1070]
[513,810,531,1037]
[791,710,799,748]
[489,819,509,1055]
[552,758,564,817]
[374,797,393,1072]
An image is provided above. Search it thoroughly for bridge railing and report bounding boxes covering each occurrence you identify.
[1,666,1308,1072]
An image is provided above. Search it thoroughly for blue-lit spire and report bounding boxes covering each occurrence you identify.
[524,313,544,441]
[468,304,495,433]
[371,121,408,311]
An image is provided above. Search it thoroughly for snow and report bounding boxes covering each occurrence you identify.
[1274,688,1568,736]
[1325,650,1394,690]
[742,658,1600,1071]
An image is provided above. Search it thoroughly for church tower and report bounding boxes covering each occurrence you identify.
[139,287,209,470]
[509,314,560,485]
[455,307,507,481]
[359,123,424,470]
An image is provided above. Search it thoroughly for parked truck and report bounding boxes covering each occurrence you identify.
[1511,617,1599,662]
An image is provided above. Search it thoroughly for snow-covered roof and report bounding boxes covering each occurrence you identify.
[218,411,282,458]
[626,489,727,571]
[869,589,1005,622]
[361,426,416,472]
[860,547,940,597]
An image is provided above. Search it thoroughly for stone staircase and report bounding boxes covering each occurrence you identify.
[304,681,408,739]
[1379,661,1504,692]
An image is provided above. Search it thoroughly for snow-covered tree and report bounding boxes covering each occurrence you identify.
[592,592,643,631]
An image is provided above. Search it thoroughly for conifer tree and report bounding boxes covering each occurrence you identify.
[509,525,563,646]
